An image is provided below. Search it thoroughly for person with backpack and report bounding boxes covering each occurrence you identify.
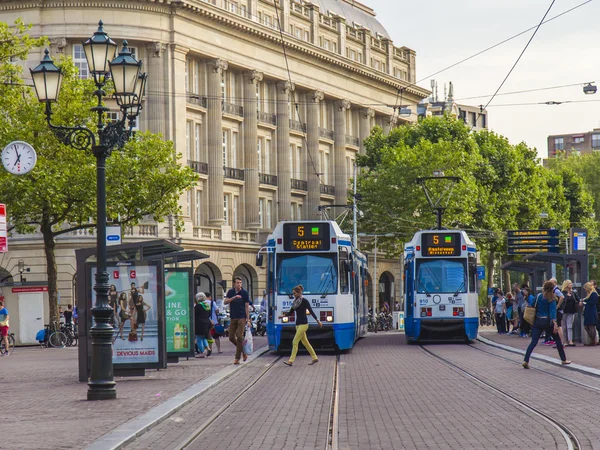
[522,280,571,369]
[561,280,579,347]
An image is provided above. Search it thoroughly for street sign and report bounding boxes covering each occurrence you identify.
[507,229,561,255]
[477,266,486,280]
[570,228,587,254]
[106,225,121,247]
[0,203,6,253]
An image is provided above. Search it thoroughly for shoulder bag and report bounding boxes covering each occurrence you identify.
[523,294,539,325]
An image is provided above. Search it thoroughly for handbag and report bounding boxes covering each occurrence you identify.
[214,324,225,336]
[523,295,539,325]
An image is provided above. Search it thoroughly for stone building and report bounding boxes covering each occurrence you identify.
[0,0,428,308]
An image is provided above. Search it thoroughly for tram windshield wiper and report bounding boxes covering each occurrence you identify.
[419,281,431,297]
[454,281,465,297]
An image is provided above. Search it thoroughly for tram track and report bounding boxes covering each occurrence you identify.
[420,345,582,450]
[326,355,340,450]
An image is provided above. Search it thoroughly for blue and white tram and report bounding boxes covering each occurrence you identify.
[257,221,368,351]
[404,229,479,342]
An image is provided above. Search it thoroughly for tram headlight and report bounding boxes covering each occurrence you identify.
[326,315,333,322]
[282,316,289,323]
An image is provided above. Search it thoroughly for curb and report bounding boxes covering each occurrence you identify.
[85,345,271,450]
[477,335,600,378]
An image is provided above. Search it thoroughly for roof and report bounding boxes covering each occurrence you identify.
[312,0,390,39]
[75,239,209,263]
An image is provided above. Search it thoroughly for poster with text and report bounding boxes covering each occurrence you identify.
[90,262,160,365]
[165,268,193,356]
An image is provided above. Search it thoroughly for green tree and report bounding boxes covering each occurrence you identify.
[0,29,197,323]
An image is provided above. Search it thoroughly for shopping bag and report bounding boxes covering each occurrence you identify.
[243,326,254,355]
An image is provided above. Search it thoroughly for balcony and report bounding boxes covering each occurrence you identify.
[187,94,207,108]
[222,102,243,117]
[188,160,209,175]
[258,111,277,125]
[291,178,308,191]
[320,184,335,196]
[224,166,245,181]
[192,227,257,242]
[319,128,334,140]
[290,119,306,133]
[345,135,360,146]
[259,173,278,186]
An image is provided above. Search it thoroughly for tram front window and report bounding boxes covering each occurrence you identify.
[416,259,467,294]
[277,254,338,295]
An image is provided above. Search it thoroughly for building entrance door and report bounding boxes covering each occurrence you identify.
[18,293,44,344]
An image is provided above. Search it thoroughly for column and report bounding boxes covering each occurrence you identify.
[145,42,169,138]
[359,108,374,155]
[307,4,319,45]
[243,70,263,229]
[363,30,372,68]
[383,114,396,135]
[334,100,351,206]
[248,0,258,20]
[280,0,290,32]
[384,38,393,75]
[276,81,294,221]
[337,19,346,57]
[306,91,324,217]
[207,59,228,225]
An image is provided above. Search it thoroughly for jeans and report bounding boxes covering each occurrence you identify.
[228,318,246,360]
[524,323,566,363]
[195,335,208,353]
[495,313,506,333]
[562,313,575,343]
[289,324,317,363]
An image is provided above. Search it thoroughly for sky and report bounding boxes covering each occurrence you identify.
[366,0,600,159]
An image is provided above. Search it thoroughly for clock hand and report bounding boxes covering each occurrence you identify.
[12,148,22,168]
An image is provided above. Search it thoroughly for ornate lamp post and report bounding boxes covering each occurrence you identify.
[30,21,147,400]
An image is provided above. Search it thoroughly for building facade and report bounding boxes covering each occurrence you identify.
[0,0,428,308]
[547,128,600,159]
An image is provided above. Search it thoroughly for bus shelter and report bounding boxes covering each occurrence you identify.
[76,240,208,381]
[500,260,551,294]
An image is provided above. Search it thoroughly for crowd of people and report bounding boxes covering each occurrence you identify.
[490,277,600,368]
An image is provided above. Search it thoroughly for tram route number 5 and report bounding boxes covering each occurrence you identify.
[298,226,304,237]
[433,235,439,244]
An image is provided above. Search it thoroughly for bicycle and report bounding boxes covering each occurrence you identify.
[0,332,15,355]
[60,323,77,347]
[40,322,67,348]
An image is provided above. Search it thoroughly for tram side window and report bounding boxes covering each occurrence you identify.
[339,248,349,294]
[468,253,477,293]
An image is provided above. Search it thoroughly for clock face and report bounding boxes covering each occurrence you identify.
[2,141,37,175]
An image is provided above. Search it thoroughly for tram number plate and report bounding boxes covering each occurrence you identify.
[447,297,462,304]
[419,299,428,305]
[311,299,328,307]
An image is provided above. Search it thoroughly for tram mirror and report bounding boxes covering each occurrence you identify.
[256,253,264,267]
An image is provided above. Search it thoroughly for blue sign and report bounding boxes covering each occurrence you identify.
[107,235,119,241]
[487,287,496,296]
[477,266,486,280]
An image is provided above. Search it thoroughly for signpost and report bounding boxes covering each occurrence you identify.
[477,266,486,280]
[0,203,7,253]
[570,228,588,254]
[507,229,560,255]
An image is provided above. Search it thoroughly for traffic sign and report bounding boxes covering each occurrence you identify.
[106,225,121,247]
[0,203,7,253]
[477,266,486,280]
[507,229,560,255]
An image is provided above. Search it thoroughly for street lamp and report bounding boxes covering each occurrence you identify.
[358,233,394,316]
[30,21,147,401]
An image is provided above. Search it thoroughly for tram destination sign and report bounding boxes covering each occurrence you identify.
[283,222,331,251]
[421,232,461,257]
[507,229,560,255]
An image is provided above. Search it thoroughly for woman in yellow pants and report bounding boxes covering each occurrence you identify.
[279,284,323,366]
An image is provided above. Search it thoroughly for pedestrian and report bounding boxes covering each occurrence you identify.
[64,304,73,328]
[520,286,534,337]
[523,280,571,369]
[494,291,506,334]
[590,280,600,339]
[279,284,323,366]
[207,292,222,354]
[515,284,526,336]
[194,292,212,357]
[224,276,251,364]
[549,278,565,347]
[73,304,78,333]
[561,280,578,347]
[580,282,598,346]
[0,300,10,356]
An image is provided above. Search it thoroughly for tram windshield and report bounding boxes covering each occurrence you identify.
[277,253,338,295]
[416,258,467,294]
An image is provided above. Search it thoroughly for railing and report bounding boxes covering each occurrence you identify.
[258,111,277,125]
[291,178,308,191]
[290,0,310,17]
[193,227,222,240]
[224,166,245,180]
[345,135,359,146]
[320,184,335,196]
[371,38,383,50]
[188,160,209,175]
[289,119,306,133]
[122,224,158,236]
[187,94,207,108]
[319,128,334,140]
[393,47,408,61]
[233,230,258,242]
[259,173,278,186]
[222,102,244,117]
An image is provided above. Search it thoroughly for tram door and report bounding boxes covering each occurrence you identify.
[404,257,414,337]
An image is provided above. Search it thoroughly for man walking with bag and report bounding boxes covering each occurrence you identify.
[224,277,251,365]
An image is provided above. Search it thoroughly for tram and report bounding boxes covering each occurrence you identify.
[257,220,368,351]
[404,229,479,342]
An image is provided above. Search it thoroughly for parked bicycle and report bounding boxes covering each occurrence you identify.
[38,322,67,348]
[0,332,15,355]
[61,323,78,347]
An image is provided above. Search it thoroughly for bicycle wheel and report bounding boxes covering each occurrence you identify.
[49,331,67,348]
[6,335,15,355]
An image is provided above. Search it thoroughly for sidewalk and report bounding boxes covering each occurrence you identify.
[1,336,267,450]
[479,326,600,373]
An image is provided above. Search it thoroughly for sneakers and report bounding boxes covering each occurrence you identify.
[206,349,212,357]
[522,361,530,369]
[561,360,571,365]
[234,359,240,365]
[308,359,319,365]
[283,361,293,366]
[242,353,248,362]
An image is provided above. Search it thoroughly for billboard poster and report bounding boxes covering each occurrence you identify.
[165,268,194,357]
[89,261,163,368]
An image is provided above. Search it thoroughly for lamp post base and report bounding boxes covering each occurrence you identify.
[87,303,117,401]
[87,387,117,401]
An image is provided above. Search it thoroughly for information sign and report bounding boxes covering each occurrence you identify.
[421,232,461,257]
[477,266,486,280]
[283,222,331,251]
[165,268,194,357]
[507,229,560,255]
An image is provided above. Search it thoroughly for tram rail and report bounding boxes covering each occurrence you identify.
[420,345,582,450]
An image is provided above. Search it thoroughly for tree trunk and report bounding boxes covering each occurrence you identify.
[486,251,495,310]
[41,218,59,326]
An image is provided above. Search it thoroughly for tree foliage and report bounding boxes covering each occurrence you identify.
[0,23,197,322]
